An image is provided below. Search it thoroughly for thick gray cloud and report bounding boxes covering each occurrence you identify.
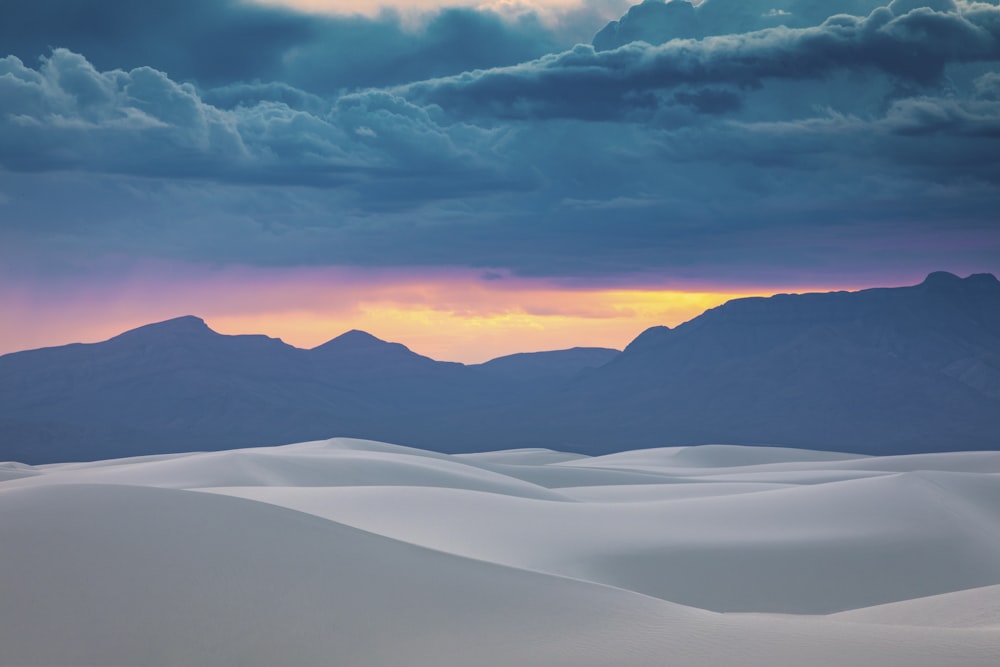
[404,2,1000,119]
[278,9,564,93]
[0,50,501,189]
[593,0,891,49]
[0,1,998,285]
[0,0,308,86]
[0,0,565,93]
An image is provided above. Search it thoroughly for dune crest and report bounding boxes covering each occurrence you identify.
[2,438,1000,665]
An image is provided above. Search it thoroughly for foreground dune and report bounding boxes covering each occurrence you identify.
[2,439,999,665]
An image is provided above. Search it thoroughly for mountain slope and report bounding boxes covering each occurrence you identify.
[0,317,363,461]
[473,347,619,387]
[498,272,1000,454]
[1,273,998,462]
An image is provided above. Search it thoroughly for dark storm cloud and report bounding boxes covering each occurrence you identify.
[0,0,308,86]
[671,88,744,113]
[404,3,1000,120]
[201,82,329,115]
[883,94,1000,136]
[279,9,563,93]
[0,50,501,188]
[976,70,1000,99]
[0,1,998,285]
[593,0,891,49]
[0,0,563,93]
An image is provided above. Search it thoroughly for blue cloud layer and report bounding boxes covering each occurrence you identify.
[0,50,504,188]
[405,2,1000,118]
[0,0,566,92]
[0,0,998,283]
[594,0,890,48]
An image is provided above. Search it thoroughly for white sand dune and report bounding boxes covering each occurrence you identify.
[8,440,564,500]
[453,447,590,465]
[563,443,864,469]
[829,584,1000,628]
[0,461,38,482]
[207,472,1000,614]
[3,438,1000,665]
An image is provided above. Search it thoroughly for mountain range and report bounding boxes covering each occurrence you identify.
[2,271,998,463]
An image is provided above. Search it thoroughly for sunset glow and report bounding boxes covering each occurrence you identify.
[0,264,860,363]
[208,285,761,362]
[2,0,997,364]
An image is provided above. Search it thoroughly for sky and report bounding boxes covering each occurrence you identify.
[1,0,998,362]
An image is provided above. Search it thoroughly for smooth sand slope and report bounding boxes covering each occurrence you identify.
[2,438,999,665]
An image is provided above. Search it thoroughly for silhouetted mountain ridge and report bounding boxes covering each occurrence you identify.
[0,315,616,462]
[310,329,459,378]
[113,314,213,338]
[521,272,1000,454]
[1,272,997,463]
[474,347,619,385]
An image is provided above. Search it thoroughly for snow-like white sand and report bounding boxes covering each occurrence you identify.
[2,438,999,665]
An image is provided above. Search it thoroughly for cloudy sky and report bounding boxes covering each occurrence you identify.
[2,0,998,361]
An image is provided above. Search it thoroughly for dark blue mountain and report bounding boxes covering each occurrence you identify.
[501,271,1000,455]
[1,272,998,463]
[472,347,619,387]
[0,317,614,462]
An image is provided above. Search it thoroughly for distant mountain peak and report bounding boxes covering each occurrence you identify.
[921,271,963,286]
[623,325,672,353]
[968,272,999,285]
[338,329,382,342]
[308,329,448,371]
[311,329,432,360]
[162,314,209,328]
[315,329,390,350]
[114,315,215,341]
[921,271,998,286]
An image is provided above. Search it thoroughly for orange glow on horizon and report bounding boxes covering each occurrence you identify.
[199,284,808,363]
[0,264,869,364]
[207,286,779,362]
